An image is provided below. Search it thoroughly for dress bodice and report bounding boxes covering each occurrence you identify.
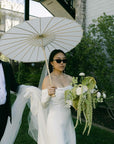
[50,85,72,107]
[41,85,72,108]
[41,85,76,144]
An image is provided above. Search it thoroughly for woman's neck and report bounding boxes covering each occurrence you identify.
[51,70,64,76]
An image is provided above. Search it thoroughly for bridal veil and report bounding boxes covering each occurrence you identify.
[1,64,48,144]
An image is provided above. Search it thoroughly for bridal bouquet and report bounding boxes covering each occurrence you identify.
[65,73,106,135]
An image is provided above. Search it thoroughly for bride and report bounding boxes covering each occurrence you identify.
[1,49,76,144]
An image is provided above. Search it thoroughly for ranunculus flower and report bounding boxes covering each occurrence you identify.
[79,72,85,76]
[76,87,82,95]
[103,92,106,98]
[76,85,88,95]
[97,92,101,98]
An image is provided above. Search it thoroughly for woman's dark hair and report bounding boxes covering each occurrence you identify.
[49,49,66,73]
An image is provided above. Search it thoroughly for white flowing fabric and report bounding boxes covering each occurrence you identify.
[25,86,49,144]
[1,85,76,144]
[25,85,76,144]
[0,85,28,144]
[41,86,76,144]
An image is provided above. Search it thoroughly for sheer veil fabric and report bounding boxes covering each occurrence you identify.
[38,63,48,89]
[0,85,28,144]
[0,85,48,144]
[0,65,76,144]
[1,63,48,144]
[25,86,49,143]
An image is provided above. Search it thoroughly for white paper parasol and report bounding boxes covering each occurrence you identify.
[0,17,83,83]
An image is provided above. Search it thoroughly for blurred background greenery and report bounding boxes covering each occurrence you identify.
[1,13,114,143]
[15,13,114,100]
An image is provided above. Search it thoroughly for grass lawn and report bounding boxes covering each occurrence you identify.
[11,95,114,144]
[76,122,114,144]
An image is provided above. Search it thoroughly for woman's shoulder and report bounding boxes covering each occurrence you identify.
[42,75,50,90]
[43,75,50,83]
[64,73,72,80]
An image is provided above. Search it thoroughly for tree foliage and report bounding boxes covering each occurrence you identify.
[66,13,114,98]
[17,62,44,86]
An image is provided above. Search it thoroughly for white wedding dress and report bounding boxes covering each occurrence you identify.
[41,85,76,144]
[0,85,76,144]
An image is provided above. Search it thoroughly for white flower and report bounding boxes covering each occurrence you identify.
[83,86,88,93]
[66,100,72,106]
[76,87,82,95]
[76,85,88,95]
[103,92,106,98]
[91,89,95,93]
[97,92,101,98]
[79,72,85,76]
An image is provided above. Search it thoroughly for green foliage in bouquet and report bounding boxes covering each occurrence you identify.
[65,73,106,135]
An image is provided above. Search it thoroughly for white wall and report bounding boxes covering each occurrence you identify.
[86,0,114,29]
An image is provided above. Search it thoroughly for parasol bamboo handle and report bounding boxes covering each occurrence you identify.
[42,43,55,97]
[42,46,52,85]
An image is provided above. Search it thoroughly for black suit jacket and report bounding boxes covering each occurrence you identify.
[0,60,18,120]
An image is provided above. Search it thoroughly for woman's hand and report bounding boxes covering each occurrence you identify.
[48,86,57,97]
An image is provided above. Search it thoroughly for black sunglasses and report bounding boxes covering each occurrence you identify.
[53,59,67,63]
